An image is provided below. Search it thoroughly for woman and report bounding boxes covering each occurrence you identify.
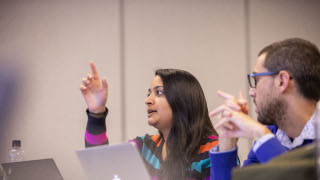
[80,62,218,180]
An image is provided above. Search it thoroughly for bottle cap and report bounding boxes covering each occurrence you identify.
[12,140,21,147]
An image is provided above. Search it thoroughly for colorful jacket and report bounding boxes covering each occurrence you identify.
[85,109,219,180]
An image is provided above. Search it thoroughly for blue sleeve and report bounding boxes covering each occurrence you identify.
[242,148,260,166]
[242,125,283,166]
[243,136,288,166]
[254,136,288,163]
[209,148,238,180]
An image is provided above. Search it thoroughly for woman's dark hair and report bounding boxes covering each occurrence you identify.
[259,38,320,101]
[155,69,217,180]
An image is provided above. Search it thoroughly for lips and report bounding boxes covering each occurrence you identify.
[147,109,157,117]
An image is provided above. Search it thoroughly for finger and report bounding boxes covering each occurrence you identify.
[215,121,241,138]
[82,78,91,86]
[80,85,87,93]
[89,61,99,78]
[101,77,108,90]
[227,111,256,129]
[87,74,94,81]
[217,90,234,100]
[226,100,241,111]
[214,117,233,130]
[222,110,233,118]
[238,91,248,105]
[209,105,225,117]
[221,121,235,130]
[209,104,232,117]
[213,124,230,136]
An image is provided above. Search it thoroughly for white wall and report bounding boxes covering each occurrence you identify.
[249,0,320,67]
[0,1,122,179]
[124,0,250,163]
[0,0,319,179]
[247,0,320,121]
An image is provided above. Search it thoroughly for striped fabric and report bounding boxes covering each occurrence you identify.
[133,134,218,180]
[85,109,218,179]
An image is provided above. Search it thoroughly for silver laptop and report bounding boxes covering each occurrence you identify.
[1,158,63,180]
[76,142,150,180]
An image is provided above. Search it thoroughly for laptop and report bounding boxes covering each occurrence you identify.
[1,158,63,180]
[76,142,150,180]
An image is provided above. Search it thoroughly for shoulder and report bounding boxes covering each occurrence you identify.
[133,134,163,149]
[135,134,162,143]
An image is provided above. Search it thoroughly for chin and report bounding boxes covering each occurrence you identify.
[147,118,157,126]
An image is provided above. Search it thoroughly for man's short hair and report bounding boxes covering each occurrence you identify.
[259,38,320,101]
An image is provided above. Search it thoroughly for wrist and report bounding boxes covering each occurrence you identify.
[218,138,238,152]
[89,107,106,114]
[87,107,108,118]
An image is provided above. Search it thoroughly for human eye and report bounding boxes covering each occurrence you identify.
[147,90,151,97]
[156,90,163,96]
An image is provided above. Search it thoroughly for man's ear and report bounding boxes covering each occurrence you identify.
[276,70,291,93]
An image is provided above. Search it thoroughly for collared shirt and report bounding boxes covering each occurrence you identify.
[253,112,316,152]
[276,113,315,149]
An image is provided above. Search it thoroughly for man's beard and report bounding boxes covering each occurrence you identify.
[257,98,287,127]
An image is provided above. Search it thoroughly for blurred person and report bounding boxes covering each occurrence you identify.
[209,38,320,180]
[80,63,218,180]
[0,63,20,177]
[232,143,317,180]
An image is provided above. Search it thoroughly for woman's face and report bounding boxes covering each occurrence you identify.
[145,75,173,131]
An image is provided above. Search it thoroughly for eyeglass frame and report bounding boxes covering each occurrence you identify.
[247,72,279,88]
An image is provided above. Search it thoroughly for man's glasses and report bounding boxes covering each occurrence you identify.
[247,72,279,88]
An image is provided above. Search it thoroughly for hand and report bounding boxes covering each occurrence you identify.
[214,111,271,140]
[209,90,249,151]
[80,61,108,113]
[210,90,249,116]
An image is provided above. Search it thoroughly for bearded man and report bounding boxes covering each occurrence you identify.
[209,38,320,180]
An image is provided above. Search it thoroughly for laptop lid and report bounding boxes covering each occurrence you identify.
[76,142,150,180]
[1,158,63,180]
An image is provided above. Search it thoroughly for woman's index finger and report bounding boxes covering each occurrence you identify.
[89,61,99,77]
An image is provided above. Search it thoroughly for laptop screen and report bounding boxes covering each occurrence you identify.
[1,158,63,180]
[76,142,150,180]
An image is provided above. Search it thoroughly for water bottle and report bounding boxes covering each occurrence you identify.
[112,174,121,180]
[8,140,24,162]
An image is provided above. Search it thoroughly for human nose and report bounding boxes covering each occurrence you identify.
[145,93,154,106]
[249,87,256,98]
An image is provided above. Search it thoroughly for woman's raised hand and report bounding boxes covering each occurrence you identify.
[80,61,108,113]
